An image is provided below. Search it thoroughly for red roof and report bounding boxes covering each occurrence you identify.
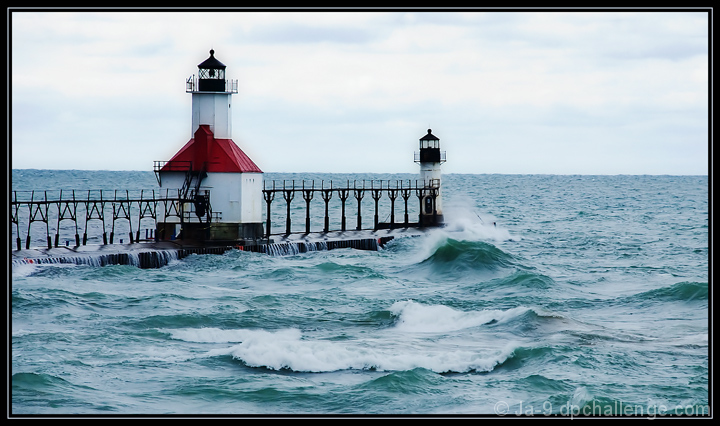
[161,125,262,173]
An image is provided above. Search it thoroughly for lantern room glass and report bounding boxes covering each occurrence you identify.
[420,139,439,149]
[199,68,224,80]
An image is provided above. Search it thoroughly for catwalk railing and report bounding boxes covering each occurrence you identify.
[10,189,212,250]
[262,179,440,237]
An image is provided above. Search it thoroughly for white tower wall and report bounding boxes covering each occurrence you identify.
[240,173,264,223]
[156,172,262,225]
[191,93,232,139]
[200,173,262,224]
[420,164,443,214]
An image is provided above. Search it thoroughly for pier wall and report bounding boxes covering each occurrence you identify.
[12,237,395,269]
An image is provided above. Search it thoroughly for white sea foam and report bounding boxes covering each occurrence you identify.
[389,300,532,333]
[137,346,195,363]
[11,262,39,278]
[225,329,520,374]
[164,327,290,343]
[166,323,521,374]
[11,260,82,278]
[666,333,708,347]
[570,386,593,409]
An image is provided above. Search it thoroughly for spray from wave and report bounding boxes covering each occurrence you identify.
[441,205,520,242]
[399,205,521,271]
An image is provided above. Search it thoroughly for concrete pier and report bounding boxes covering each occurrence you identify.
[11,229,418,269]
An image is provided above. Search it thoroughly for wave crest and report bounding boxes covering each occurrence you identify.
[636,281,708,302]
[419,238,517,275]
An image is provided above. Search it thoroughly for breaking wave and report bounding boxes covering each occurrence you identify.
[161,301,556,374]
[418,238,517,276]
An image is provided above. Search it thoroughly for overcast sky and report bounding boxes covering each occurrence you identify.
[9,9,710,175]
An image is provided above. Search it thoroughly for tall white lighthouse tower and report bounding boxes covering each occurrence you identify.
[155,50,264,242]
[415,129,446,226]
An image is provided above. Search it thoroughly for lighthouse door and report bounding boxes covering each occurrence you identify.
[424,196,434,215]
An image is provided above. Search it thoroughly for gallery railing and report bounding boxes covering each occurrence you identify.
[262,179,440,237]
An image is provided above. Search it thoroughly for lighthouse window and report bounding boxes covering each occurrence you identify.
[199,68,225,80]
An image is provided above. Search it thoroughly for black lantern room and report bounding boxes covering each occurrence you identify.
[197,49,226,92]
[417,129,444,163]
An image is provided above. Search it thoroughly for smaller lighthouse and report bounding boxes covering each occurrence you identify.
[155,50,264,243]
[415,129,446,226]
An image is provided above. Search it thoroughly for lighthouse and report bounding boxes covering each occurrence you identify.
[415,129,446,226]
[155,49,264,242]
